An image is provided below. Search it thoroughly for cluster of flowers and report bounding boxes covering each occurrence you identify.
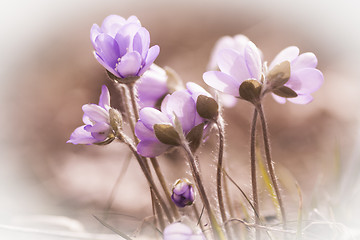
[68,14,323,239]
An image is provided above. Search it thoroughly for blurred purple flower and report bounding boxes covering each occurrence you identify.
[269,47,324,104]
[135,82,213,157]
[67,85,113,145]
[91,15,160,79]
[163,222,205,240]
[136,64,169,109]
[171,178,195,208]
[203,41,263,98]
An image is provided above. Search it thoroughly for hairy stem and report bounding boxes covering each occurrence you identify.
[250,108,260,240]
[117,131,173,223]
[181,143,226,240]
[216,117,230,238]
[150,157,180,220]
[256,103,287,228]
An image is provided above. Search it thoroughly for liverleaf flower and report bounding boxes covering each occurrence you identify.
[163,222,205,240]
[135,82,215,157]
[268,46,324,104]
[171,178,195,208]
[203,39,323,105]
[67,85,120,145]
[91,15,160,80]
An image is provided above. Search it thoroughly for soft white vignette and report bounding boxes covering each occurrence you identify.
[0,0,360,239]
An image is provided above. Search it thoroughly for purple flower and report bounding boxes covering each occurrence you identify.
[91,15,160,79]
[203,41,263,98]
[268,46,324,104]
[171,178,195,208]
[67,85,113,145]
[163,222,205,240]
[135,82,213,157]
[136,64,169,109]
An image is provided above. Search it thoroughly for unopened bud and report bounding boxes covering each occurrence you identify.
[171,178,195,208]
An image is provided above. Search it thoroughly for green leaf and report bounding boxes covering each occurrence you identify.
[186,123,204,153]
[196,95,219,119]
[154,124,180,146]
[239,80,262,103]
[272,86,298,98]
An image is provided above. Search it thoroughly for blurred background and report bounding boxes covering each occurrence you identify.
[1,0,360,239]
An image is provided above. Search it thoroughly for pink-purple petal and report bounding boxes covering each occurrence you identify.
[244,41,262,80]
[94,34,120,68]
[67,126,97,145]
[291,52,318,71]
[137,140,170,157]
[203,71,240,97]
[135,121,157,140]
[163,223,193,240]
[288,68,324,94]
[94,52,120,77]
[84,122,110,132]
[116,51,142,77]
[101,15,126,37]
[90,24,101,47]
[288,94,313,104]
[138,45,160,76]
[82,104,109,123]
[269,46,299,69]
[98,85,110,109]
[133,27,150,59]
[217,49,240,75]
[162,90,196,133]
[139,107,171,130]
[271,93,287,104]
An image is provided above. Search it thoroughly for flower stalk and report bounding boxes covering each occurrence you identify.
[150,157,180,219]
[256,103,287,228]
[116,130,173,223]
[215,117,227,226]
[181,140,226,240]
[250,108,260,240]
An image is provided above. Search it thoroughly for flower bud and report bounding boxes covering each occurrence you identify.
[171,178,195,208]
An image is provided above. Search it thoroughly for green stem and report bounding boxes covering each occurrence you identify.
[150,157,180,220]
[250,108,260,240]
[181,142,226,240]
[256,103,287,228]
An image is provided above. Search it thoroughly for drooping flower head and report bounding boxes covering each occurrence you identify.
[163,222,205,240]
[268,46,323,104]
[135,82,216,157]
[67,85,120,145]
[91,15,160,79]
[171,178,195,208]
[136,64,169,109]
